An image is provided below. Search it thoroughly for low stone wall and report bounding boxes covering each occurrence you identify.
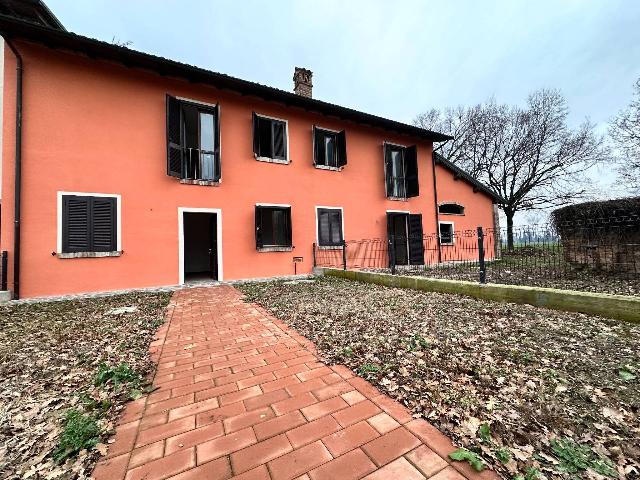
[317,268,640,324]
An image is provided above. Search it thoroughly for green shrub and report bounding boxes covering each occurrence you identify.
[52,409,101,463]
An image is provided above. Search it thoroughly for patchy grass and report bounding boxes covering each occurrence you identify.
[0,292,171,479]
[239,277,640,479]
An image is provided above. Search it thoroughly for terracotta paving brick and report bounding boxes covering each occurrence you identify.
[124,448,195,480]
[230,433,293,474]
[321,420,380,457]
[253,410,307,441]
[363,457,426,480]
[309,448,377,480]
[94,286,485,480]
[362,427,421,467]
[268,441,333,480]
[406,445,449,477]
[165,422,225,455]
[285,415,342,448]
[367,412,401,435]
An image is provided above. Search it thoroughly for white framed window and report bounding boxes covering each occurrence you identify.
[252,113,290,164]
[315,206,344,248]
[56,191,122,258]
[255,203,293,251]
[438,221,455,245]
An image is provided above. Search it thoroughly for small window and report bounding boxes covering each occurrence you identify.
[313,127,347,168]
[253,113,288,162]
[166,95,221,182]
[255,206,292,249]
[439,222,454,245]
[384,143,418,199]
[317,208,343,247]
[62,195,117,253]
[438,203,465,215]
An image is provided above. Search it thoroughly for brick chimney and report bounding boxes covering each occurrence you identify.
[293,67,313,98]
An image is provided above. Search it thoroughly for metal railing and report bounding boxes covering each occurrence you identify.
[313,217,640,295]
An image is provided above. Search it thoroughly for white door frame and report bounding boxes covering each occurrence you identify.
[178,207,223,284]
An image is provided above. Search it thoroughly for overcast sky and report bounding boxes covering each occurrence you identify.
[47,0,640,204]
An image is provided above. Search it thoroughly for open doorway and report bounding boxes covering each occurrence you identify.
[180,210,220,283]
[386,212,425,266]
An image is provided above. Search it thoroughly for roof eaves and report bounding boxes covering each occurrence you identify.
[0,14,452,143]
[434,152,506,204]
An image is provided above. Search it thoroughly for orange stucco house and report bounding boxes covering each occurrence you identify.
[0,1,501,299]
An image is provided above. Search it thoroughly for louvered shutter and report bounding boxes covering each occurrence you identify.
[63,196,90,253]
[312,126,322,165]
[383,143,394,197]
[337,130,347,167]
[273,121,286,160]
[255,206,263,249]
[166,95,183,177]
[91,197,116,252]
[405,145,419,198]
[252,112,260,157]
[408,213,424,265]
[284,207,292,247]
[318,209,329,245]
[330,210,342,244]
[386,212,395,267]
[213,103,221,182]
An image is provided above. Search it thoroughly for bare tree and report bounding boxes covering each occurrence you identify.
[415,89,605,249]
[609,78,640,193]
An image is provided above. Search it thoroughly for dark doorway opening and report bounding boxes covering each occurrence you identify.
[386,212,425,267]
[183,212,218,282]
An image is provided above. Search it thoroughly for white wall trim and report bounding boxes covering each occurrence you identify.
[178,207,223,284]
[386,209,411,214]
[256,203,291,208]
[314,206,345,247]
[57,191,122,254]
[176,96,218,108]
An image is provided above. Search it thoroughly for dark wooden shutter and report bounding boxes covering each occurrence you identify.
[255,206,263,249]
[273,121,286,160]
[337,130,347,167]
[284,207,292,247]
[330,210,343,244]
[386,212,395,267]
[383,143,394,197]
[408,213,424,265]
[166,95,183,177]
[91,197,116,252]
[213,103,221,181]
[252,112,260,157]
[313,126,322,165]
[405,145,419,198]
[63,196,90,253]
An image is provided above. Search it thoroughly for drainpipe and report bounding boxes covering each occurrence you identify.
[431,142,450,264]
[4,38,23,299]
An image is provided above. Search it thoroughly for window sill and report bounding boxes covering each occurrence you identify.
[256,156,290,165]
[56,251,122,259]
[439,213,465,216]
[439,243,455,247]
[179,179,221,186]
[387,196,408,202]
[314,164,343,172]
[257,246,293,252]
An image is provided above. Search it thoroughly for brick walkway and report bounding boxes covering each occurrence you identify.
[93,286,496,480]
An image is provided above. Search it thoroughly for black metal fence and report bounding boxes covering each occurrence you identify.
[313,217,640,296]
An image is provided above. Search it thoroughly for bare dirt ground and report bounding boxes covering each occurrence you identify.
[0,292,170,479]
[239,277,640,480]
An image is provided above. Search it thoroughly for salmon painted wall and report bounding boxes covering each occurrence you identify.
[1,41,495,298]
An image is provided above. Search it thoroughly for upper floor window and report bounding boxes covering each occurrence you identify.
[61,194,118,254]
[166,95,221,183]
[316,207,343,247]
[438,203,465,215]
[253,113,288,163]
[255,205,292,250]
[313,127,347,169]
[384,143,419,200]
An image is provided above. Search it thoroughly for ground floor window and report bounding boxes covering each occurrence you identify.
[255,205,292,250]
[439,221,455,245]
[317,207,343,247]
[61,194,118,253]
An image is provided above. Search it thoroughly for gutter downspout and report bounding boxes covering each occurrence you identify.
[4,38,22,299]
[431,141,451,264]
